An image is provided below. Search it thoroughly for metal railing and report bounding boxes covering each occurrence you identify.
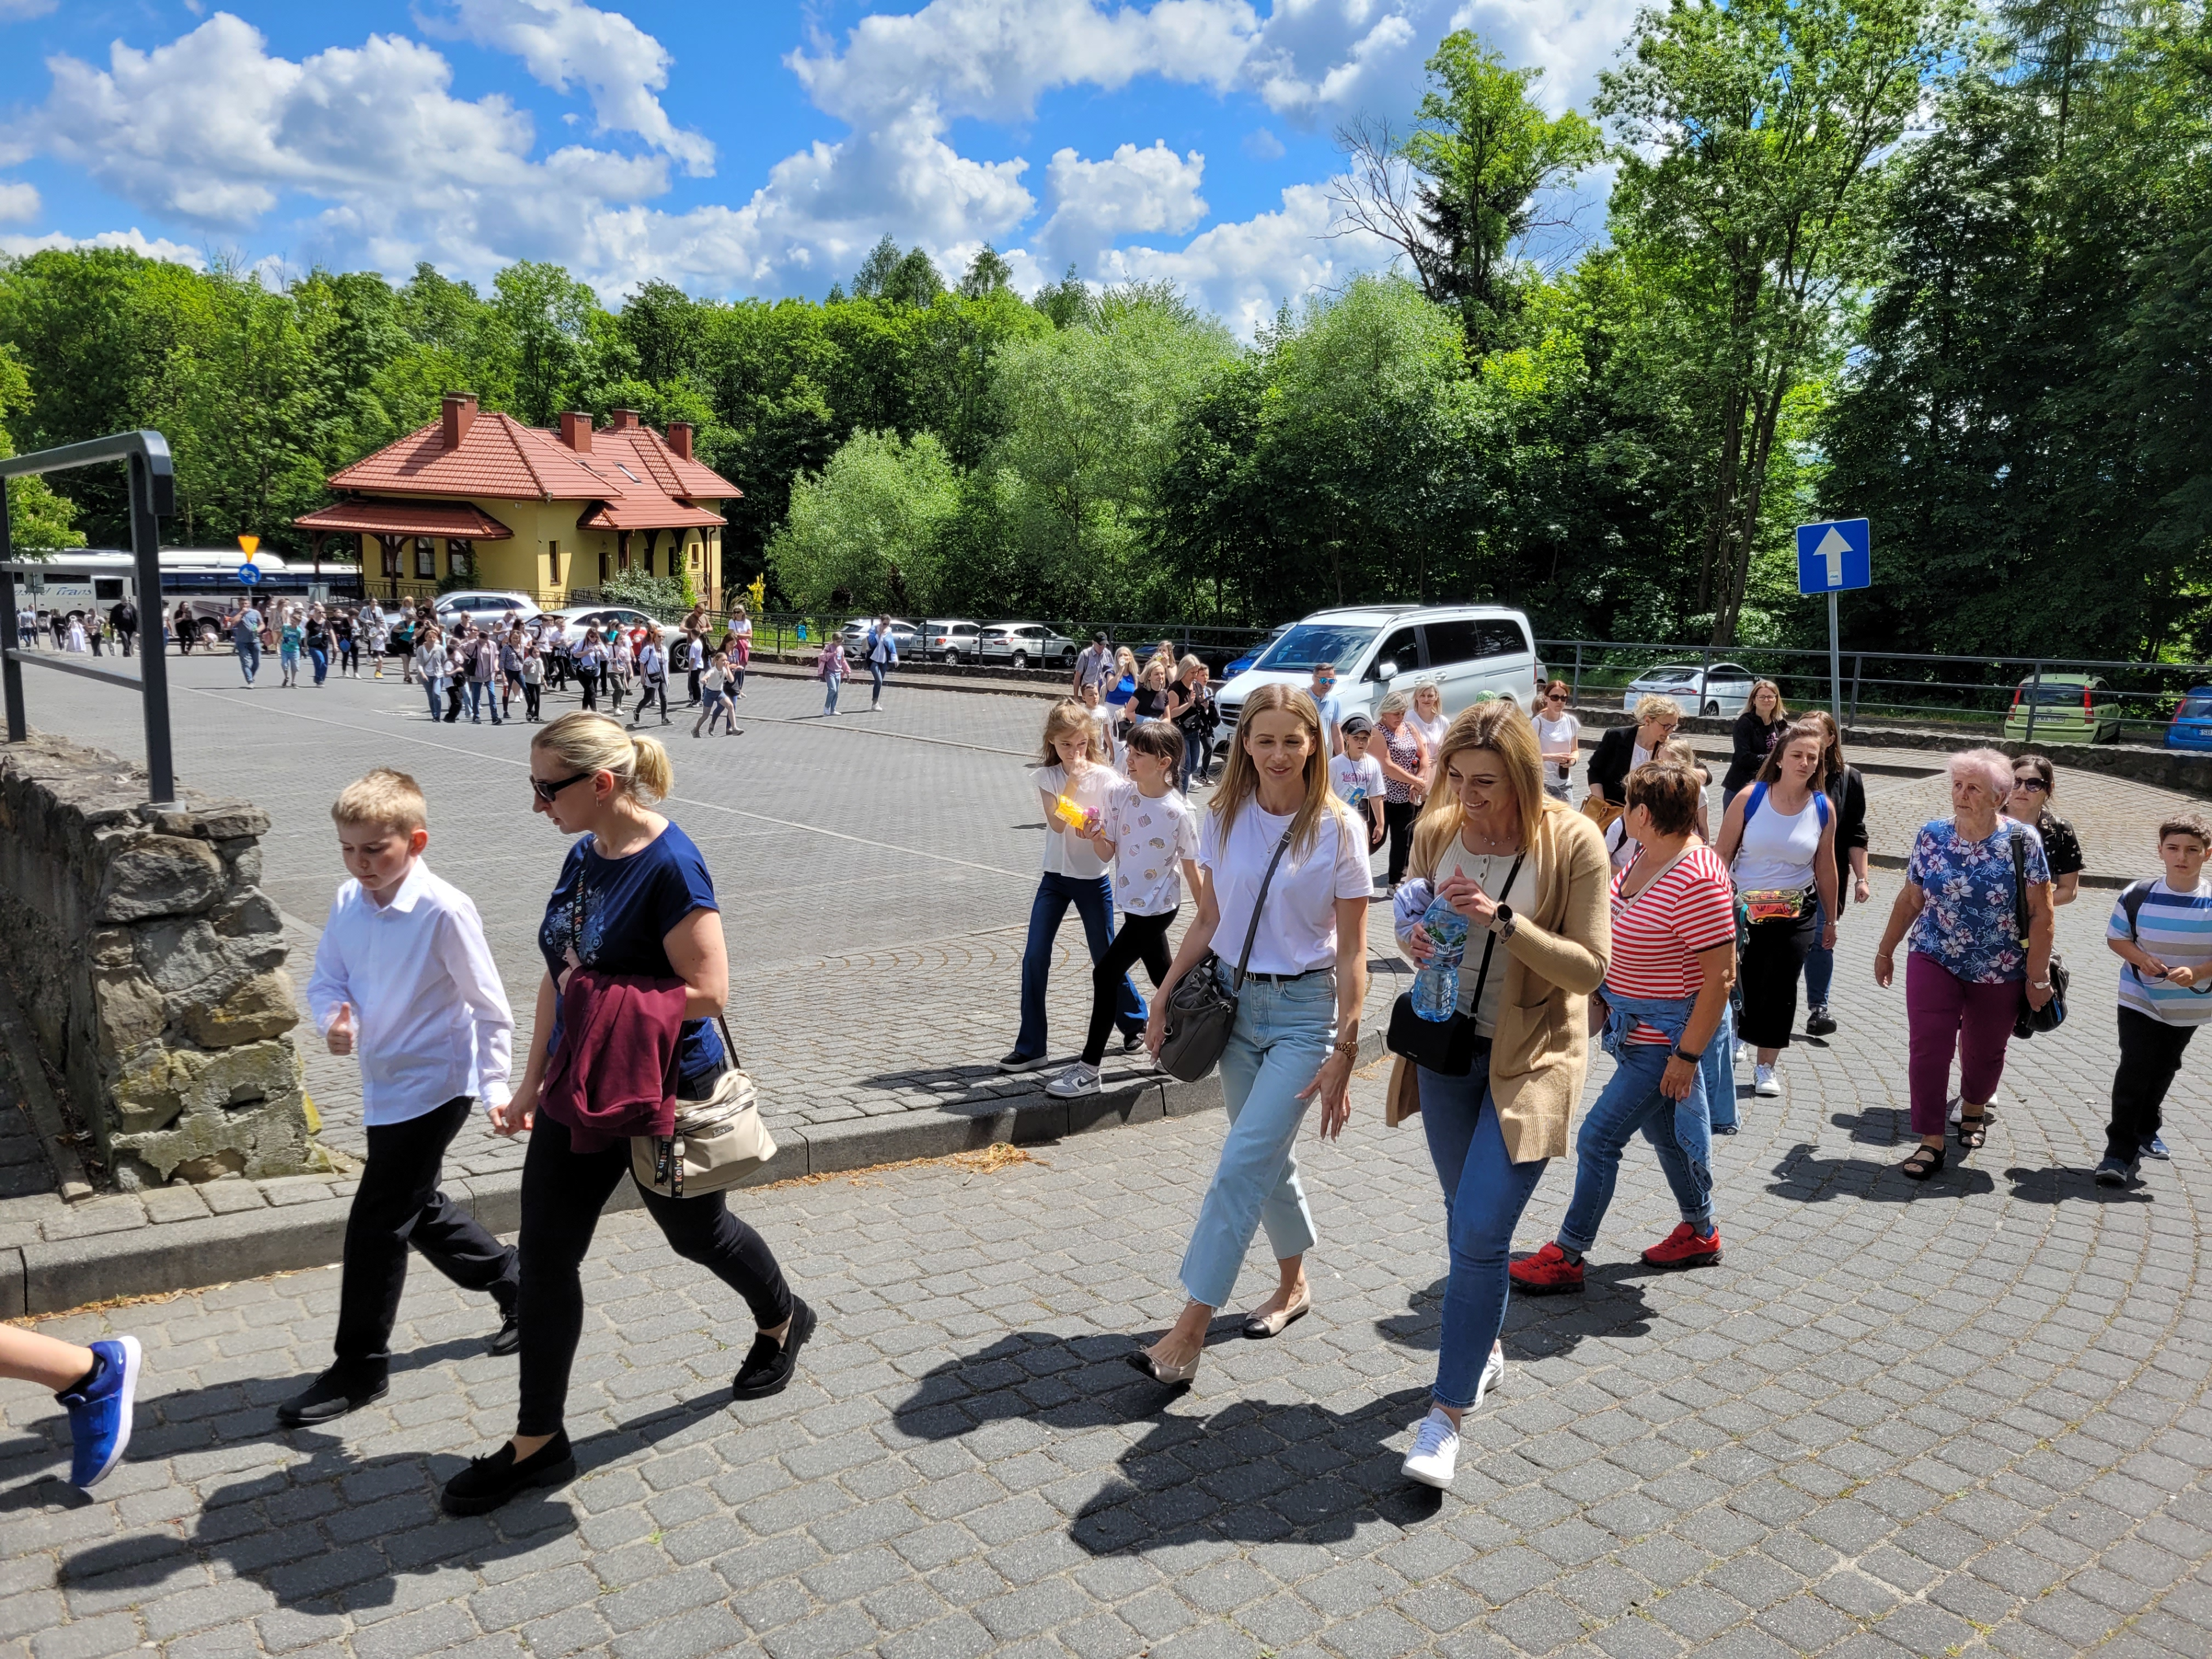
[1541,638,2212,748]
[1,431,179,802]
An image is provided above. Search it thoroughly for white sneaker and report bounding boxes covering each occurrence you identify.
[1402,1407,1460,1489]
[1754,1063,1781,1097]
[1734,1040,1749,1065]
[1474,1343,1505,1408]
[1046,1062,1100,1099]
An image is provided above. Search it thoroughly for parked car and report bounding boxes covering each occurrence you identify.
[1222,623,1293,680]
[922,619,980,664]
[837,618,921,657]
[2166,688,2212,752]
[1215,604,1540,759]
[1618,661,1758,719]
[979,621,1079,671]
[539,604,685,653]
[2005,673,2120,744]
[435,589,539,632]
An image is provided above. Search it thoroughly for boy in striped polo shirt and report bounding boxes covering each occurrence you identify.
[2097,815,2212,1185]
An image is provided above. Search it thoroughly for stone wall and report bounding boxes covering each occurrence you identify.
[0,733,320,1187]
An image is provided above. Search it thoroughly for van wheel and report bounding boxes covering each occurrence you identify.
[1703,701,1720,717]
[1011,650,1029,671]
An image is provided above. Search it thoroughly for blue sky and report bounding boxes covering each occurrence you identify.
[0,0,1636,333]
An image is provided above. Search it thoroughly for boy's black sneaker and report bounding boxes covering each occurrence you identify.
[1805,1006,1837,1037]
[277,1367,389,1427]
[2093,1156,2137,1187]
[733,1297,817,1400]
[440,1431,576,1516]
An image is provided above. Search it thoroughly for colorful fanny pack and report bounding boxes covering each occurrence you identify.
[1738,886,1809,923]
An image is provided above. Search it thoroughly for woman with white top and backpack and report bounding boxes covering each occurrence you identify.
[1713,720,1839,1099]
[1129,683,1370,1387]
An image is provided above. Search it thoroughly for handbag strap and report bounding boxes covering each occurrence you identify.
[1229,827,1298,990]
[1459,853,1528,1022]
[2010,828,2030,941]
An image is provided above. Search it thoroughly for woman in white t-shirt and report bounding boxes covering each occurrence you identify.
[1533,680,1580,802]
[1130,683,1371,1387]
[726,607,753,698]
[1407,680,1450,764]
[1001,702,1144,1073]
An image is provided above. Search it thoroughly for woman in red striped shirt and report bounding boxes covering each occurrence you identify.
[1512,762,1737,1294]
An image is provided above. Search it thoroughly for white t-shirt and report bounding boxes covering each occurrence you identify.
[1430,839,1541,1035]
[1085,705,1122,768]
[1408,708,1449,757]
[1103,783,1201,916]
[1330,752,1385,812]
[1534,711,1580,785]
[1733,786,1825,891]
[1031,762,1124,880]
[1200,800,1373,976]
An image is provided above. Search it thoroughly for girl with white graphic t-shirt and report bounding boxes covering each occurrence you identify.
[1048,722,1205,1101]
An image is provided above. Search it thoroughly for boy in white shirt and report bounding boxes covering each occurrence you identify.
[1330,713,1387,851]
[1049,722,1205,1099]
[287,770,519,1427]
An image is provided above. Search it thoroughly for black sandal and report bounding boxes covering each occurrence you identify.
[1899,1143,1946,1181]
[1956,1109,1987,1150]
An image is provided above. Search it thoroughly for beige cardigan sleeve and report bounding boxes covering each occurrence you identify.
[1498,809,1610,993]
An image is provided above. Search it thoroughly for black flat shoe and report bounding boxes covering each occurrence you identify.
[277,1367,388,1427]
[487,1306,521,1357]
[441,1431,576,1516]
[732,1297,816,1401]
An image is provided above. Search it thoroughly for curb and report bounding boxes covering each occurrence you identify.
[5,1033,1380,1317]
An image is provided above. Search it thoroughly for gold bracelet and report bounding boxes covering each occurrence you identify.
[1331,1037,1360,1058]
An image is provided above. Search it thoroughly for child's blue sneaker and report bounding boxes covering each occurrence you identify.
[58,1335,141,1490]
[2145,1135,2172,1160]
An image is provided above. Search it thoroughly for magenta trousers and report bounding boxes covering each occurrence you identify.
[1906,951,2018,1135]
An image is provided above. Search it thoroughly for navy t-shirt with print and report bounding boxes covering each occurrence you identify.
[539,820,726,1081]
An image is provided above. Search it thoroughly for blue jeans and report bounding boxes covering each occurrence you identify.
[1802,898,1834,1007]
[1557,996,1715,1253]
[309,646,327,685]
[1014,872,1144,1060]
[1180,967,1334,1308]
[1417,1057,1548,1410]
[869,659,888,702]
[1704,1002,1738,1131]
[467,679,500,723]
[823,677,840,714]
[236,639,260,684]
[423,677,445,719]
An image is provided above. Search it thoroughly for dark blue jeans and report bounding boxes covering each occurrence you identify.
[869,659,888,703]
[1417,1056,1549,1410]
[309,646,328,685]
[1802,898,1834,1007]
[1014,872,1144,1060]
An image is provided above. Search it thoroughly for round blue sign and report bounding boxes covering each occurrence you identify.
[236,563,262,585]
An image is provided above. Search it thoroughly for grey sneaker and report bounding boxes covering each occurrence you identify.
[1046,1063,1100,1099]
[2093,1156,2137,1187]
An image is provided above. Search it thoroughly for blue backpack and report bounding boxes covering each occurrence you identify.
[1744,779,1830,830]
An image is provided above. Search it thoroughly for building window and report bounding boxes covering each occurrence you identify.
[690,541,700,569]
[598,550,610,583]
[448,538,472,577]
[414,538,436,579]
[547,540,562,585]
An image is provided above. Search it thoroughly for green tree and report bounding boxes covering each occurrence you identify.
[0,344,86,551]
[490,261,603,425]
[766,428,958,612]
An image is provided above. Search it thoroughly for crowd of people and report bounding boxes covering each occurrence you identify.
[9,651,2205,1524]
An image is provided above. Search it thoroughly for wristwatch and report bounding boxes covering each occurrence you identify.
[1671,1044,1703,1063]
[1491,905,1517,939]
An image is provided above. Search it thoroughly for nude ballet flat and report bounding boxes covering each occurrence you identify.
[1124,1345,1202,1387]
[1241,1290,1312,1339]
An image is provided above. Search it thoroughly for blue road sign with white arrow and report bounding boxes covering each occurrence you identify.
[236,562,262,586]
[1796,518,1870,594]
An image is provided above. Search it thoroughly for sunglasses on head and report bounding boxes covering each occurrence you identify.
[531,770,594,804]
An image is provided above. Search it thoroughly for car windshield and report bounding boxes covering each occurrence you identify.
[2179,697,2212,719]
[1254,622,1380,673]
[2019,683,2091,705]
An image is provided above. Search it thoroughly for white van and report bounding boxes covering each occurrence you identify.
[1214,604,1539,755]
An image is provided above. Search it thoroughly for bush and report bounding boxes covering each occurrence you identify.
[600,566,694,617]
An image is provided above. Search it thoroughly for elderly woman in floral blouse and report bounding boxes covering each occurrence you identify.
[1873,749,2055,1180]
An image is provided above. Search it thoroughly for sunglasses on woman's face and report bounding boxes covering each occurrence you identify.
[531,770,594,804]
[2013,776,2046,793]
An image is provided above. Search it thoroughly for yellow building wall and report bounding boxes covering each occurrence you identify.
[350,498,723,610]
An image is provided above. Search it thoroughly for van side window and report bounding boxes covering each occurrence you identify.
[1472,620,1528,660]
[1418,618,1482,666]
[1366,625,1422,680]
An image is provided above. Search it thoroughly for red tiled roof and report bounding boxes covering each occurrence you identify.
[329,410,622,501]
[293,499,514,539]
[577,499,728,531]
[594,426,737,502]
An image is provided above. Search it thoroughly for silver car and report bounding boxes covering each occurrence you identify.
[978,622,1078,671]
[1619,661,1758,719]
[922,619,980,663]
[435,589,540,632]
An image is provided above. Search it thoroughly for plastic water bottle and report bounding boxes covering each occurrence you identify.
[1411,895,1469,1021]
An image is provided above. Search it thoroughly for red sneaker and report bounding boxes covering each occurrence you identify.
[1642,1223,1722,1269]
[1509,1242,1585,1295]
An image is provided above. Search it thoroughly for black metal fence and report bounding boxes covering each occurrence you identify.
[1541,638,2212,748]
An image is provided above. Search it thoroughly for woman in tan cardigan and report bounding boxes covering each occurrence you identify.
[1389,700,1610,1489]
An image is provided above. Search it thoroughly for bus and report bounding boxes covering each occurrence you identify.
[2,548,363,634]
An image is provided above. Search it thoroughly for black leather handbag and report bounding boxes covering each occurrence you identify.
[1156,827,1294,1082]
[1385,854,1525,1077]
[2010,832,2068,1037]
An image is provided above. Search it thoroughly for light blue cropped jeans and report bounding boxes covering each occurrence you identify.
[1178,964,1335,1309]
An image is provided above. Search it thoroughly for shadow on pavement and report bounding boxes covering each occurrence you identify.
[1375,1271,1655,1359]
[1765,1141,1999,1200]
[2002,1164,2155,1205]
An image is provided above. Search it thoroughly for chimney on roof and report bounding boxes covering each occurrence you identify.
[667,421,694,460]
[441,393,477,449]
[609,408,641,431]
[558,411,593,453]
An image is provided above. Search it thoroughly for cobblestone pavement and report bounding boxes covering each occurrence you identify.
[6,889,2210,1658]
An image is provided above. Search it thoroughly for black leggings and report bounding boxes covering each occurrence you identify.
[517,1109,793,1435]
[576,668,599,710]
[1083,908,1177,1066]
[1384,800,1420,887]
[522,683,542,719]
[1737,907,1817,1050]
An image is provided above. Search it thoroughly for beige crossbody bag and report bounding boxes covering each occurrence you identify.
[630,1014,777,1199]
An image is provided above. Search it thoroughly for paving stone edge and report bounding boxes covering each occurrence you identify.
[3,1032,1379,1317]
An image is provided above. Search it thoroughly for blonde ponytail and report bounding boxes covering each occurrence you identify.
[532,711,673,802]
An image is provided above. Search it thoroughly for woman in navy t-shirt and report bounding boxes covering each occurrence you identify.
[439,713,815,1517]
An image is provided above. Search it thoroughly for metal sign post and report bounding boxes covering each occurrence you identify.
[1796,518,1872,724]
[0,430,177,803]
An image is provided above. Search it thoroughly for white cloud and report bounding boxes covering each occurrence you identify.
[0,226,205,265]
[1037,142,1206,270]
[1242,126,1286,160]
[0,180,36,221]
[421,0,715,175]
